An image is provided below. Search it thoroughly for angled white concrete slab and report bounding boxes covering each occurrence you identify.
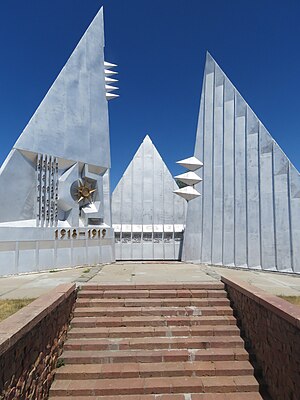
[183,52,300,274]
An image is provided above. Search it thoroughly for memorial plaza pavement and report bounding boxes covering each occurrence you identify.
[1,261,300,299]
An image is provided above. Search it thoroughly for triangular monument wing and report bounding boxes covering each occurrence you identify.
[183,52,300,273]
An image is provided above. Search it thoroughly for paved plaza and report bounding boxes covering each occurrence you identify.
[1,261,300,299]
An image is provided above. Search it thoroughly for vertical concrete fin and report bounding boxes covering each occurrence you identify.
[273,143,292,271]
[289,164,300,272]
[246,107,261,268]
[234,91,247,266]
[211,63,224,265]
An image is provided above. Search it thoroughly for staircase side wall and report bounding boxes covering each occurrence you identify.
[223,276,300,400]
[0,283,77,399]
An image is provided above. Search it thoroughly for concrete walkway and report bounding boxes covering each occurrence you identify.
[1,261,300,299]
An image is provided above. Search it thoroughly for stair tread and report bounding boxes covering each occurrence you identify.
[60,347,249,363]
[64,336,244,351]
[49,394,263,400]
[73,306,233,316]
[50,375,259,395]
[71,315,236,328]
[67,325,240,338]
[80,283,225,290]
[78,290,228,299]
[75,298,230,306]
[55,360,254,379]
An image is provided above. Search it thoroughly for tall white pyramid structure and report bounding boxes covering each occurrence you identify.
[0,8,116,275]
[183,52,300,273]
[112,135,186,260]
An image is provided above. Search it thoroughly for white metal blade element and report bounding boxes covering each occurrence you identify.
[105,77,118,83]
[104,61,118,68]
[175,171,202,186]
[104,69,118,76]
[176,156,203,171]
[173,186,201,201]
[106,93,119,100]
[105,85,119,92]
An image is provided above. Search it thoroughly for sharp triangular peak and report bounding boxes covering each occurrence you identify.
[112,135,186,225]
[14,7,110,168]
[183,52,300,274]
[143,134,153,142]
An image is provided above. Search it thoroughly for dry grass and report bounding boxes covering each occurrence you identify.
[278,296,300,306]
[0,299,36,322]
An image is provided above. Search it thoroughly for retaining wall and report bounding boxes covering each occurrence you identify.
[222,276,300,400]
[0,283,76,399]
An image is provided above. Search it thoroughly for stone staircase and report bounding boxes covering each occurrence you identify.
[49,283,263,399]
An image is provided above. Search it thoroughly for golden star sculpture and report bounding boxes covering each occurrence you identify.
[76,179,96,203]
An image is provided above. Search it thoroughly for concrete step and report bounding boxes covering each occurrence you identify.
[73,306,233,318]
[71,315,236,328]
[77,289,228,299]
[60,348,249,364]
[49,375,259,396]
[49,394,263,400]
[75,297,231,308]
[67,325,240,339]
[80,283,226,291]
[54,360,254,379]
[63,336,244,351]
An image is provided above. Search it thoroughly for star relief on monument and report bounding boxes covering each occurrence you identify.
[75,178,97,205]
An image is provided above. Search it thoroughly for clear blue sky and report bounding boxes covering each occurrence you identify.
[1,0,300,190]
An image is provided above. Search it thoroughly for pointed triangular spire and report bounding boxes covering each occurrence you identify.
[112,135,186,226]
[144,134,152,142]
[14,7,110,168]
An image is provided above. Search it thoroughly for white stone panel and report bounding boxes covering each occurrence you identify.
[201,69,214,264]
[259,125,276,270]
[211,67,224,265]
[273,144,292,271]
[234,93,247,267]
[222,78,235,266]
[246,108,261,268]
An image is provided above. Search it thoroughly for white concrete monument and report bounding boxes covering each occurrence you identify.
[112,135,186,260]
[0,8,116,275]
[183,52,300,273]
